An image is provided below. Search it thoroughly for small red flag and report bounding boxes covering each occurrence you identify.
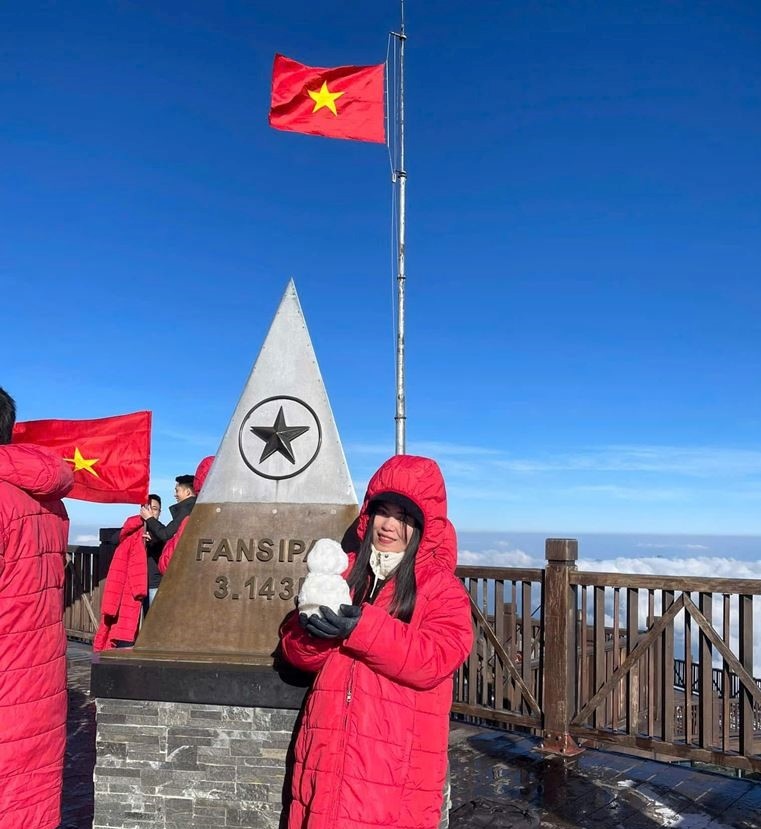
[12,411,151,504]
[269,54,385,144]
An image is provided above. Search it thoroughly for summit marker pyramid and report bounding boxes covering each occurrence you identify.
[200,280,356,505]
[130,280,358,662]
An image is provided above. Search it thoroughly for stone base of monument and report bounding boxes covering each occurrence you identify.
[93,697,296,829]
[91,658,450,829]
[91,658,307,829]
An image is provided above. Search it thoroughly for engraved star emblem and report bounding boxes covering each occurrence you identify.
[64,447,100,477]
[308,81,344,116]
[251,406,310,464]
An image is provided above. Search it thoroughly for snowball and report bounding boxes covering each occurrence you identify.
[305,538,348,575]
[298,538,351,617]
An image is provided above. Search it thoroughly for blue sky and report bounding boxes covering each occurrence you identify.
[2,1,761,537]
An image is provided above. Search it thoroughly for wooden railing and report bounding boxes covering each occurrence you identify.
[64,530,118,642]
[452,566,544,730]
[454,538,761,772]
[67,534,761,771]
[569,570,761,771]
[64,545,101,641]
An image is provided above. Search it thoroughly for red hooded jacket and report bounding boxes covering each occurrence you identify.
[0,444,73,829]
[279,455,474,829]
[92,515,147,651]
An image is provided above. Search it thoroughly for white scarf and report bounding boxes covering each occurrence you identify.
[370,544,406,579]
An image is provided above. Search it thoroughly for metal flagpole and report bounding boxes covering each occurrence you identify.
[392,1,407,455]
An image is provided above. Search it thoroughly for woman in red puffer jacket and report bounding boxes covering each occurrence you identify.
[0,389,74,829]
[279,455,474,829]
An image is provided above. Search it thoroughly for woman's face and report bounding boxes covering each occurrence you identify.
[371,501,416,552]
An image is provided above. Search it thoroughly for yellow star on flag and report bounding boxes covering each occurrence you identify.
[64,447,100,478]
[308,81,344,116]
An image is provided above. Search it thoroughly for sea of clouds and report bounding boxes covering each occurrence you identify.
[457,531,761,674]
[457,530,761,575]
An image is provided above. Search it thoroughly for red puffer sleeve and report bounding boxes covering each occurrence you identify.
[158,517,188,574]
[341,573,473,690]
[126,531,148,600]
[278,610,337,673]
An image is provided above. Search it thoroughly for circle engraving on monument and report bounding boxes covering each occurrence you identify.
[239,395,322,480]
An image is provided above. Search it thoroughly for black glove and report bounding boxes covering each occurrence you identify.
[304,604,361,640]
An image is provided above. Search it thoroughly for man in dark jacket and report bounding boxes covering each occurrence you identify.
[143,493,164,608]
[140,473,196,544]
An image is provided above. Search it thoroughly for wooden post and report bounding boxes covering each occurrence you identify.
[539,538,584,756]
[739,594,753,754]
[698,592,713,749]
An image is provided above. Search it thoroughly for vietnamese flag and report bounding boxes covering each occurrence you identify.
[269,54,385,144]
[12,411,151,504]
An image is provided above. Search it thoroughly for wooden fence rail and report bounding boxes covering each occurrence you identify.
[64,530,118,642]
[66,535,761,772]
[64,544,102,642]
[453,538,761,773]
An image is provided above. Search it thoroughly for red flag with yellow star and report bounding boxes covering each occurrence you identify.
[12,411,151,504]
[269,54,385,143]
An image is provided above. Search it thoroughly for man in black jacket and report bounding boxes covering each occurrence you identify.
[143,493,164,608]
[140,473,197,544]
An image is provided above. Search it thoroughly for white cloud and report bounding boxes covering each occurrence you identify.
[579,556,761,580]
[567,484,689,501]
[458,546,536,568]
[494,445,761,478]
[348,440,500,459]
[447,485,523,502]
[346,439,761,532]
[72,533,99,544]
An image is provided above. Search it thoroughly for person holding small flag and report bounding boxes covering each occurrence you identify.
[140,472,197,545]
[153,456,214,576]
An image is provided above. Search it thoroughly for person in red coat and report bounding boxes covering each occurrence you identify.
[0,387,74,829]
[279,455,474,829]
[92,514,148,651]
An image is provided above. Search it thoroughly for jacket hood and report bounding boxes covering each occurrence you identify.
[119,513,145,541]
[194,455,214,495]
[357,455,458,573]
[0,444,74,500]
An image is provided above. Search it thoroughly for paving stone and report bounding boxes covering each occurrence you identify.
[221,707,254,723]
[190,708,223,720]
[165,797,193,814]
[96,767,142,778]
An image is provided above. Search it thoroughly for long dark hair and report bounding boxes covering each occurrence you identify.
[0,387,16,445]
[347,507,421,623]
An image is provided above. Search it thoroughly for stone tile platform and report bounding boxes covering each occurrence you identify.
[59,642,761,829]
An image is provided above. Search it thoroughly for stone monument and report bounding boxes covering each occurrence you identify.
[91,280,358,828]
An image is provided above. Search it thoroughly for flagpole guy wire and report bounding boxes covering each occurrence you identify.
[391,0,407,455]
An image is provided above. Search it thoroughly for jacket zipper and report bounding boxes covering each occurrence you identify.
[330,660,357,826]
[345,661,356,704]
